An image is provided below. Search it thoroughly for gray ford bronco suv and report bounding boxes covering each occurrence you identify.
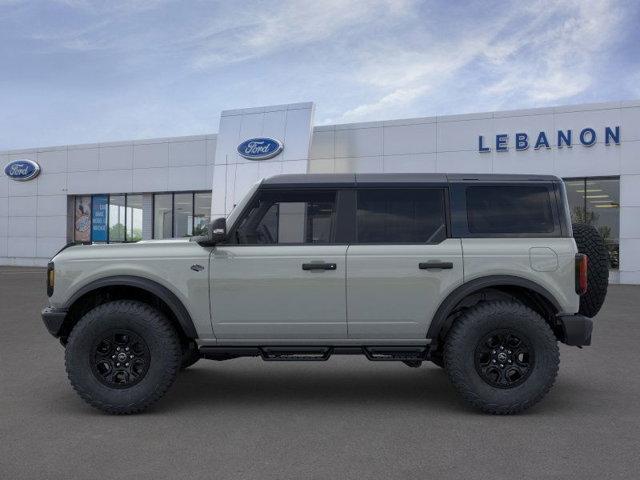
[42,173,609,415]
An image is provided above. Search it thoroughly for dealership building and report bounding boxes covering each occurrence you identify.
[1,100,639,283]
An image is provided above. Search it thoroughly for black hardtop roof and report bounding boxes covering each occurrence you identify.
[261,173,561,188]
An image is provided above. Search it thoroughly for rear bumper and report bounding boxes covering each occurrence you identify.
[41,307,68,338]
[557,314,593,346]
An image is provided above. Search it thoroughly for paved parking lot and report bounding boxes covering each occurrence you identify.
[1,267,639,479]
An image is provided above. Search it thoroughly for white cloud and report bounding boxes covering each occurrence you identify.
[334,0,624,122]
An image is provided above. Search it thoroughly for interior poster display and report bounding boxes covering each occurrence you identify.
[91,194,108,242]
[74,196,91,242]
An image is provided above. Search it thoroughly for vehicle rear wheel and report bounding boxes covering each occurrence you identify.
[444,301,559,414]
[65,300,181,414]
[572,222,609,318]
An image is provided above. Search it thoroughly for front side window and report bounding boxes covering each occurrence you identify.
[234,190,336,245]
[356,189,446,243]
[466,186,555,234]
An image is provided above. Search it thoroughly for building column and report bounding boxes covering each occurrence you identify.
[142,193,153,240]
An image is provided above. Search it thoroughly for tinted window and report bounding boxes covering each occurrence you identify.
[235,190,336,244]
[356,189,446,243]
[466,186,555,234]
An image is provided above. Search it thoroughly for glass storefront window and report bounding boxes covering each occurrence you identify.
[154,194,173,239]
[153,191,211,239]
[564,177,620,269]
[194,192,212,236]
[174,193,193,238]
[126,194,144,242]
[108,195,126,242]
[74,196,92,242]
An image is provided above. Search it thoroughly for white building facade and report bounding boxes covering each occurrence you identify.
[2,100,639,283]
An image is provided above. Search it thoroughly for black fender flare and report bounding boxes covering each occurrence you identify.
[64,275,198,338]
[426,275,562,341]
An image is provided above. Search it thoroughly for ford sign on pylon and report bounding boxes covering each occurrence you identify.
[4,159,41,181]
[237,138,283,160]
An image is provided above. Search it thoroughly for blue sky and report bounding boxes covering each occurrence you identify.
[1,0,639,150]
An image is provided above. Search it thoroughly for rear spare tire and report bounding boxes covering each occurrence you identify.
[572,223,609,318]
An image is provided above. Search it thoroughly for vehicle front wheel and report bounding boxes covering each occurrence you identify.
[444,301,559,414]
[65,300,181,414]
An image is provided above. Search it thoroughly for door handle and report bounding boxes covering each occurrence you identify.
[419,261,453,270]
[302,262,337,271]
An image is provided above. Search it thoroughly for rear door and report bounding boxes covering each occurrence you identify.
[346,187,463,339]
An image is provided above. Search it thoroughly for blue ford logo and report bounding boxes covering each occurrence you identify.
[237,137,283,160]
[4,159,41,181]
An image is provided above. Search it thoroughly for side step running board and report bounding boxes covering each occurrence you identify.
[199,345,430,362]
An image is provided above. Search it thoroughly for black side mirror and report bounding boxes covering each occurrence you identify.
[193,217,226,246]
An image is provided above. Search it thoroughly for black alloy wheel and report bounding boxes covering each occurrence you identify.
[474,330,533,388]
[91,330,150,388]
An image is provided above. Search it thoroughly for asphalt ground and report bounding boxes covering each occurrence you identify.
[1,266,639,479]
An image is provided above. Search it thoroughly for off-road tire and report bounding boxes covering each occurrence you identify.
[444,301,559,414]
[572,222,609,318]
[65,300,181,414]
[181,341,201,370]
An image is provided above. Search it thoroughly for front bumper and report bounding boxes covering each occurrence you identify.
[41,307,68,338]
[557,314,593,346]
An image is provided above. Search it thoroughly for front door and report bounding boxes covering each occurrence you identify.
[346,188,464,339]
[210,188,347,340]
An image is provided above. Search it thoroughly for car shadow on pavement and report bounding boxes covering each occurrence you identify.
[149,361,588,416]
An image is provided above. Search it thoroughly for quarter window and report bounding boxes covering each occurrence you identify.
[235,191,336,244]
[356,189,446,243]
[466,186,555,234]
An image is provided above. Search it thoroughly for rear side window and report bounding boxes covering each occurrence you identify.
[356,189,446,243]
[466,186,555,234]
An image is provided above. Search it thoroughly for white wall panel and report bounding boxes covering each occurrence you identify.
[68,147,99,171]
[620,107,640,142]
[7,237,36,257]
[134,142,169,169]
[334,156,383,173]
[36,149,67,174]
[169,140,206,167]
[0,198,7,217]
[335,127,382,158]
[37,173,67,196]
[383,123,436,155]
[167,165,208,191]
[36,237,66,258]
[68,170,133,194]
[8,195,36,216]
[37,195,68,217]
[382,153,437,173]
[438,118,494,152]
[309,130,334,159]
[99,144,133,170]
[437,150,492,173]
[8,217,36,237]
[8,178,37,196]
[620,140,640,174]
[133,167,169,192]
[37,215,67,237]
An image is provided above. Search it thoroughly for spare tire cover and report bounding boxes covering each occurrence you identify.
[572,223,609,318]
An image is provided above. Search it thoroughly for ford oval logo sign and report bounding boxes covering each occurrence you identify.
[237,137,283,160]
[4,159,41,182]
